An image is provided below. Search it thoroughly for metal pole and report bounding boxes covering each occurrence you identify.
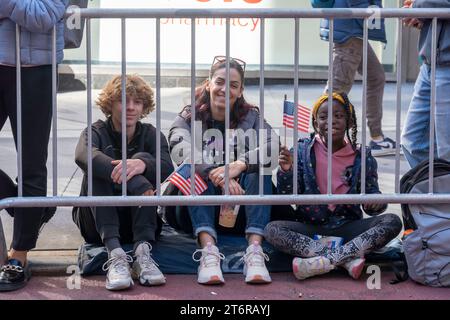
[190,19,196,196]
[293,18,300,196]
[156,18,161,196]
[429,17,437,194]
[86,18,93,196]
[361,18,368,194]
[52,26,58,196]
[121,18,127,196]
[259,18,265,196]
[224,19,230,196]
[327,19,333,195]
[395,17,403,194]
[16,25,23,197]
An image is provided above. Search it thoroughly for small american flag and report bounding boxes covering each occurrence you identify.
[168,163,208,196]
[283,100,311,133]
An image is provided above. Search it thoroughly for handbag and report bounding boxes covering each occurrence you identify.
[64,0,89,49]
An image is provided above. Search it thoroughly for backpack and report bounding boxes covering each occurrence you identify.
[400,158,450,287]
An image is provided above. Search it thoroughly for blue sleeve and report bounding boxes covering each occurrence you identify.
[0,0,68,33]
[277,145,305,195]
[413,0,450,8]
[364,153,387,215]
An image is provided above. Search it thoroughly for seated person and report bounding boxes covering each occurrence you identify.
[72,74,174,291]
[264,92,402,280]
[168,56,277,285]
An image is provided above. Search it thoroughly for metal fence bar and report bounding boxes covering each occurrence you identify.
[293,18,299,196]
[360,18,368,194]
[429,17,437,194]
[156,18,161,195]
[69,8,450,19]
[327,19,333,195]
[2,194,450,208]
[395,17,403,194]
[52,26,58,196]
[190,19,196,196]
[224,19,230,196]
[259,18,265,196]
[15,25,23,197]
[121,18,127,196]
[86,18,93,196]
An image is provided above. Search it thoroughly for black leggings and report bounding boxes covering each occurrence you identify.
[264,214,402,265]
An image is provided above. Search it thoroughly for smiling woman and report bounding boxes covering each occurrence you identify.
[168,56,278,286]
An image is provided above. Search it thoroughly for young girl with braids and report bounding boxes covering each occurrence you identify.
[264,92,402,280]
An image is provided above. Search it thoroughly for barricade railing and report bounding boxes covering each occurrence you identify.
[1,8,450,263]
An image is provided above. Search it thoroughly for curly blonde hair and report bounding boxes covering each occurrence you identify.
[96,74,155,119]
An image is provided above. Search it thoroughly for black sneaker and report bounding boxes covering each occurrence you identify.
[369,137,397,157]
[0,259,31,292]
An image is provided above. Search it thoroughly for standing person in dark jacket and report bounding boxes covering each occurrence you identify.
[72,75,174,291]
[402,0,450,168]
[311,0,397,156]
[265,92,402,281]
[0,0,68,292]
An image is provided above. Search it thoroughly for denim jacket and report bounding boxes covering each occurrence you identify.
[277,134,386,225]
[318,0,387,44]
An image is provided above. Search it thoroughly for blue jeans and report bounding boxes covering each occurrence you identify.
[187,173,272,242]
[401,64,450,168]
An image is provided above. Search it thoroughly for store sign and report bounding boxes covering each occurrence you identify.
[98,0,287,65]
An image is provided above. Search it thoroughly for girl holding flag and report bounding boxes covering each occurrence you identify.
[265,92,402,281]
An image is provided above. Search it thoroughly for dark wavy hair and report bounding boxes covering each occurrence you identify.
[181,59,255,129]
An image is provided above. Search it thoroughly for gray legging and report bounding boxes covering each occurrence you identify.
[264,214,402,265]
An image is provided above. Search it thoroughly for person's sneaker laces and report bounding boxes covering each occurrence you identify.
[132,242,166,286]
[192,242,225,285]
[102,248,134,291]
[369,137,396,156]
[243,242,271,284]
[292,256,335,280]
[342,257,365,280]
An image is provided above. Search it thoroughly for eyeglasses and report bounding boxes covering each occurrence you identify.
[212,55,246,73]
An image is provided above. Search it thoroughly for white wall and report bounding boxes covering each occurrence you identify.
[64,0,398,69]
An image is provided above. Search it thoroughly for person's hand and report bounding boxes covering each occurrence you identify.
[221,178,245,196]
[363,203,385,213]
[111,159,146,184]
[279,146,293,172]
[402,0,423,29]
[142,189,155,196]
[208,160,247,187]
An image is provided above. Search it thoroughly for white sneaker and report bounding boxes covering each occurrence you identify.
[192,242,225,285]
[292,256,335,280]
[132,242,166,286]
[243,242,271,284]
[102,248,134,291]
[342,257,365,280]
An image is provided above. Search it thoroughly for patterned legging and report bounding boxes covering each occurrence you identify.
[264,214,402,265]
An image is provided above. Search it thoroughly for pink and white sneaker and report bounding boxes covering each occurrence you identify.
[342,258,365,280]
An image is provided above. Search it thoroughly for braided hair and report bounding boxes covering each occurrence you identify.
[311,92,358,150]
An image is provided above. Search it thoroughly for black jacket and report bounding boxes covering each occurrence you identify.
[75,118,174,196]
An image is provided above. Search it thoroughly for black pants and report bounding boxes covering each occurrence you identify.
[0,65,54,251]
[72,178,160,245]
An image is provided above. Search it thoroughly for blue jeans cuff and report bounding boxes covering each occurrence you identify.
[194,226,218,243]
[245,226,265,238]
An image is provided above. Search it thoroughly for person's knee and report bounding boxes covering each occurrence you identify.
[263,221,282,242]
[382,213,403,235]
